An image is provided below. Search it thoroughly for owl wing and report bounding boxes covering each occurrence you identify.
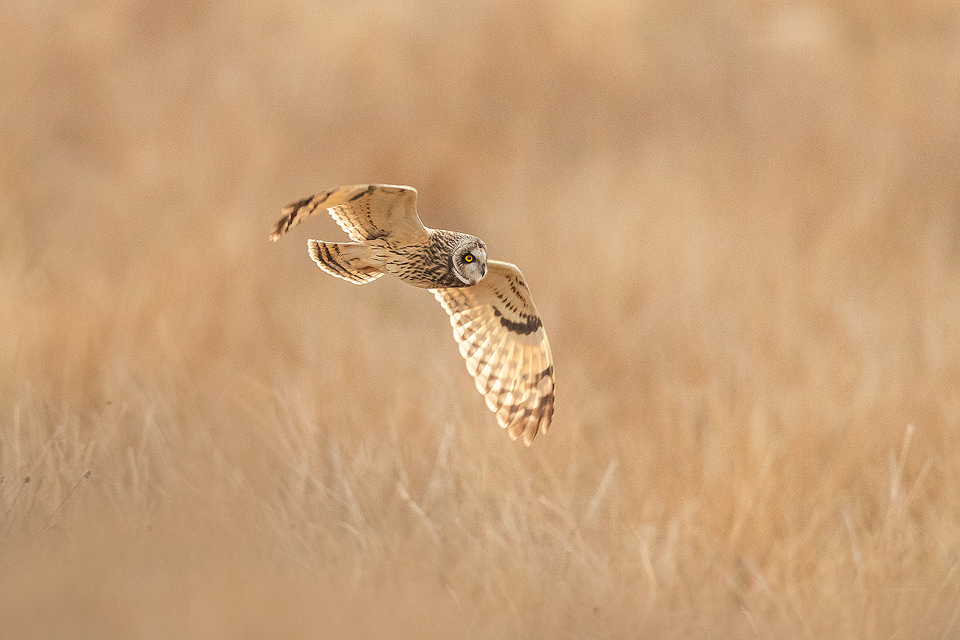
[270,184,428,244]
[432,260,555,445]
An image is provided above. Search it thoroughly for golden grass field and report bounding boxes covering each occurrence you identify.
[3,0,960,637]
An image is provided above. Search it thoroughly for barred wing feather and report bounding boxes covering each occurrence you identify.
[432,260,554,445]
[270,184,427,244]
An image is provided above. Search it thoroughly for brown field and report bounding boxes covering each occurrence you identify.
[3,1,960,637]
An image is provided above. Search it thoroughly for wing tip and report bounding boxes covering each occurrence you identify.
[269,217,288,242]
[496,392,554,446]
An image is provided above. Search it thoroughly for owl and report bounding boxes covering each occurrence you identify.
[270,184,555,445]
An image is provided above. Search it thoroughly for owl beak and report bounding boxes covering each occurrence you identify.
[481,264,487,278]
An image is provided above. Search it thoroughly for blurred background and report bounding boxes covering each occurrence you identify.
[2,0,960,637]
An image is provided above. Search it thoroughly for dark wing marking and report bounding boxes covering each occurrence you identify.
[270,184,428,244]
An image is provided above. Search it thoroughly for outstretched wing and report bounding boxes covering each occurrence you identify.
[270,184,428,244]
[432,260,555,445]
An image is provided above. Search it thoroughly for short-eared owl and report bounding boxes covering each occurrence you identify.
[270,184,554,445]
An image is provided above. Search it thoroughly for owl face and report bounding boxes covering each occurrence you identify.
[452,237,487,286]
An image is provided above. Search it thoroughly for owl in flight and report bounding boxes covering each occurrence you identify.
[270,184,554,445]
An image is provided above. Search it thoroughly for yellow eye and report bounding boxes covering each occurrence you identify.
[464,254,474,263]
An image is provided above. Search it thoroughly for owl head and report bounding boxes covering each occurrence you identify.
[452,236,487,286]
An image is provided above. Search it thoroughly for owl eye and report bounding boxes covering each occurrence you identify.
[463,254,475,263]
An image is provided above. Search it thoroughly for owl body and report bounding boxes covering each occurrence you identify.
[271,184,554,445]
[376,230,487,289]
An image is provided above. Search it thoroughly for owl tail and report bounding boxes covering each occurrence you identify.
[307,240,383,285]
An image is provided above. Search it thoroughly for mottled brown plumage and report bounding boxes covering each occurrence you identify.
[271,184,555,445]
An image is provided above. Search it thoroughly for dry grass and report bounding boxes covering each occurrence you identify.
[3,0,960,637]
